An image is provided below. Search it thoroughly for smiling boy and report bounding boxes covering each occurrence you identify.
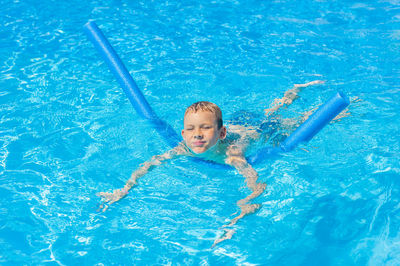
[181,102,226,154]
[98,81,327,246]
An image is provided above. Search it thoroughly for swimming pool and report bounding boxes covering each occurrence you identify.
[1,0,399,264]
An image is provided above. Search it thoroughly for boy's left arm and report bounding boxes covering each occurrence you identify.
[226,147,267,225]
[212,145,266,247]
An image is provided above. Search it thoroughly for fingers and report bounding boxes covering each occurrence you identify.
[101,204,110,212]
[96,192,116,212]
[97,203,109,212]
[97,197,117,212]
[97,193,111,212]
[211,229,236,248]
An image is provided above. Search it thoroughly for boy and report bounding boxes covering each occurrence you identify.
[98,80,327,247]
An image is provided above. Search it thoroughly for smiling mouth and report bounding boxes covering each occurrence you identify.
[192,141,206,146]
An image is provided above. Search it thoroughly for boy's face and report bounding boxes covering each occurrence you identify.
[181,111,226,154]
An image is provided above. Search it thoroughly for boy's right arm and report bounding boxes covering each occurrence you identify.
[98,143,190,212]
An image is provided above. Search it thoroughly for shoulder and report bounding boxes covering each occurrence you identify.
[172,142,192,156]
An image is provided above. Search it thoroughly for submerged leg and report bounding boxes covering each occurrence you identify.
[297,96,360,126]
[265,80,325,117]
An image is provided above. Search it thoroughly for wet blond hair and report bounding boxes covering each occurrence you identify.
[184,101,223,129]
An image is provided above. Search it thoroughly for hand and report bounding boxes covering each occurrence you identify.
[211,229,236,248]
[97,188,128,212]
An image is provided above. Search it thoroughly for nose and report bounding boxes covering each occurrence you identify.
[193,129,203,139]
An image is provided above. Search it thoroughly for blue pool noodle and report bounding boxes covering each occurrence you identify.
[84,21,349,167]
[83,21,180,148]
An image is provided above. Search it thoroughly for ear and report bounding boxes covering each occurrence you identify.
[181,129,185,138]
[219,126,227,140]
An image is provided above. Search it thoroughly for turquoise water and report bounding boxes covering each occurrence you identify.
[1,0,400,264]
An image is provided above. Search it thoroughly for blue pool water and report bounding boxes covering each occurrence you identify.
[1,0,400,264]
